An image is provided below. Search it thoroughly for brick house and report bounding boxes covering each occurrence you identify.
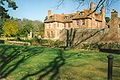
[107,9,120,42]
[44,2,106,40]
[108,9,120,28]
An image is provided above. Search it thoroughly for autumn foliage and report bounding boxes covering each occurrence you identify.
[2,19,18,36]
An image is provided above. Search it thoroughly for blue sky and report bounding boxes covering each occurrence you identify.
[8,0,120,21]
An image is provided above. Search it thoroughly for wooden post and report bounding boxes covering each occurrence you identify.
[107,55,114,80]
[66,29,69,47]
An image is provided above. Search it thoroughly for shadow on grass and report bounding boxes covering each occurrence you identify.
[0,45,44,79]
[21,49,66,80]
[99,49,120,54]
[113,68,120,80]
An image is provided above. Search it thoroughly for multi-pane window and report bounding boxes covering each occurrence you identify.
[70,15,73,19]
[57,23,59,27]
[49,24,50,28]
[47,31,50,38]
[82,20,85,25]
[51,31,55,38]
[64,23,66,27]
[77,20,79,25]
[68,23,71,28]
[64,16,68,19]
[50,16,53,19]
[79,12,84,15]
[54,23,56,27]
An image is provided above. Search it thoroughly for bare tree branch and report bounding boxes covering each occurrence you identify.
[56,0,64,10]
[57,0,118,12]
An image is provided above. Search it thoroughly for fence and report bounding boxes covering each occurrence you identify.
[107,55,120,80]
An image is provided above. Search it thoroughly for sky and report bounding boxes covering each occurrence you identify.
[7,0,120,22]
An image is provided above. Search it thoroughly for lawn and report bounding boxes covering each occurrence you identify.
[0,44,120,80]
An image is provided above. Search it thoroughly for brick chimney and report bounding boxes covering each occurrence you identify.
[101,6,105,13]
[111,9,118,18]
[90,2,95,11]
[48,10,52,17]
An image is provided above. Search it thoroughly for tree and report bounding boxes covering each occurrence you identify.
[58,0,118,12]
[2,19,19,36]
[17,23,33,37]
[16,19,44,38]
[38,22,44,38]
[44,16,48,21]
[0,0,18,35]
[0,0,17,20]
[105,17,110,23]
[0,0,18,10]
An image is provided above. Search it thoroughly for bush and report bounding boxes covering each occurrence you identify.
[53,40,65,47]
[8,38,32,42]
[30,38,65,47]
[81,43,90,49]
[30,37,42,46]
[80,42,120,50]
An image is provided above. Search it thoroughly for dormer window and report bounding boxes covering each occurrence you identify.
[79,12,84,15]
[50,16,53,19]
[70,15,73,19]
[64,16,68,19]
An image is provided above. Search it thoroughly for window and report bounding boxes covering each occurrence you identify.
[64,16,68,19]
[70,15,73,19]
[50,16,53,19]
[54,23,56,27]
[51,31,55,38]
[57,23,59,27]
[49,24,51,28]
[68,23,71,28]
[79,12,84,15]
[64,23,66,27]
[77,20,79,25]
[47,31,50,38]
[82,20,85,25]
[108,25,110,28]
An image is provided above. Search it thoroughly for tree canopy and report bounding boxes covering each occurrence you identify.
[2,19,19,36]
[0,0,17,19]
[17,23,33,37]
[0,0,18,35]
[16,19,44,37]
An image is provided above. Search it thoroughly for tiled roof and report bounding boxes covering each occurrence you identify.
[45,8,103,23]
[108,17,120,25]
[45,13,75,23]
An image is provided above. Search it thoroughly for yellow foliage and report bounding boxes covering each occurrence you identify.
[2,19,19,36]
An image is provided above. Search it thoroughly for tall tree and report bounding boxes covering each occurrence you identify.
[17,23,33,37]
[2,19,18,36]
[0,0,17,20]
[0,0,18,35]
[105,17,110,23]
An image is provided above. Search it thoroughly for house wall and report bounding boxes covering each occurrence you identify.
[44,6,106,40]
[64,22,73,29]
[72,17,105,29]
[44,22,64,40]
[59,28,120,43]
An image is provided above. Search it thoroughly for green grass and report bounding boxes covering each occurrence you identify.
[0,44,120,80]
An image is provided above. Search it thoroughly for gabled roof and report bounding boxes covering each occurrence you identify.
[45,8,104,23]
[108,17,120,25]
[44,13,76,23]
